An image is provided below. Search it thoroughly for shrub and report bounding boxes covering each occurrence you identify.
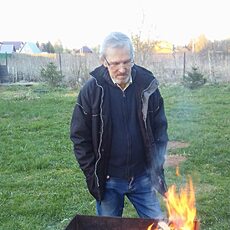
[182,66,206,89]
[40,62,64,87]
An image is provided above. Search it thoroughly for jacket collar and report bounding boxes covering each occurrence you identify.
[90,64,138,85]
[90,64,157,92]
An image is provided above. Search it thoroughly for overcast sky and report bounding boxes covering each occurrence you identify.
[1,0,230,49]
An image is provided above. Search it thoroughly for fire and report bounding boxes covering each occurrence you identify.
[147,221,170,230]
[147,177,196,230]
[147,223,154,230]
[166,177,196,230]
[175,166,180,177]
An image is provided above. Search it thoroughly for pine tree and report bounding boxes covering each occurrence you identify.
[183,66,206,89]
[40,62,63,87]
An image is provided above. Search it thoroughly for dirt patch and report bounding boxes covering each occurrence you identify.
[165,155,187,167]
[168,141,190,150]
[165,141,190,167]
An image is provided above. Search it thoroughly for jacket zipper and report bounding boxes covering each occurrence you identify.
[93,78,104,189]
[122,90,132,179]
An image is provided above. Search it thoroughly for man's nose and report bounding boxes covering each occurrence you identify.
[117,65,126,73]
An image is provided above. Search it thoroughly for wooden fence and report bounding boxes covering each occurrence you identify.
[0,51,229,87]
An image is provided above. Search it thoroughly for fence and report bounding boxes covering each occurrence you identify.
[0,51,229,87]
[134,51,230,84]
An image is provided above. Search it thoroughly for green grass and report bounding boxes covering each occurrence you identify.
[0,84,229,229]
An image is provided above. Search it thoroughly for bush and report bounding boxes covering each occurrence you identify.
[40,62,64,87]
[182,66,206,89]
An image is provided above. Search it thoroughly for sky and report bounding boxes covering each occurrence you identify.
[1,0,230,49]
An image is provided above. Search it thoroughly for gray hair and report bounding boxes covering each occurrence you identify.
[99,32,134,60]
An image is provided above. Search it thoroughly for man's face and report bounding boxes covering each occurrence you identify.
[103,47,133,89]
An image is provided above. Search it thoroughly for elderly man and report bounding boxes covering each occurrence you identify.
[70,32,168,219]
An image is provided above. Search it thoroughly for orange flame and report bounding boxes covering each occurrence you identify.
[147,167,197,230]
[175,166,180,177]
[147,223,154,230]
[165,177,196,230]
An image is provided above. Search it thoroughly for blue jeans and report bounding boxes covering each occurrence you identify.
[96,173,164,219]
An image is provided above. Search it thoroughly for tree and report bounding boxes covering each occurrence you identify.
[39,41,55,53]
[36,41,40,49]
[188,34,209,53]
[39,43,46,52]
[54,39,64,53]
[182,66,206,89]
[131,33,156,66]
[46,41,55,53]
[40,62,64,87]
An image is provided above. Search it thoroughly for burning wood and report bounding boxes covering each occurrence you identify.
[157,221,171,230]
[147,221,170,230]
[147,219,199,230]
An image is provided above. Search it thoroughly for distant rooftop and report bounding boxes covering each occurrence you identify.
[2,41,24,51]
[20,42,41,54]
[75,45,93,53]
[0,44,16,54]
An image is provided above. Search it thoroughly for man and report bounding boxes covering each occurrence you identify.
[70,32,168,219]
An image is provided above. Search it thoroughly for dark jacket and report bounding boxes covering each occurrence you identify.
[70,64,168,201]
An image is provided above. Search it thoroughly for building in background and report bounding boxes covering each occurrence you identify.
[0,44,16,54]
[1,41,24,52]
[19,42,41,54]
[73,45,93,56]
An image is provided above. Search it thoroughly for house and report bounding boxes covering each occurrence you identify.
[154,41,174,54]
[19,42,41,54]
[0,44,16,54]
[73,45,93,55]
[1,41,24,52]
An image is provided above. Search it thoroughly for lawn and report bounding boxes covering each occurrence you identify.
[0,83,229,230]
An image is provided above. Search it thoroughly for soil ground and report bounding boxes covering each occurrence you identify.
[165,141,189,167]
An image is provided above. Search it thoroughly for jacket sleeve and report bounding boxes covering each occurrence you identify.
[70,86,95,179]
[155,91,168,167]
[152,89,168,141]
[150,89,169,196]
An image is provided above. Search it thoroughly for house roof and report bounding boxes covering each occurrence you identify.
[19,42,41,54]
[2,41,24,51]
[0,44,16,54]
[75,45,93,53]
